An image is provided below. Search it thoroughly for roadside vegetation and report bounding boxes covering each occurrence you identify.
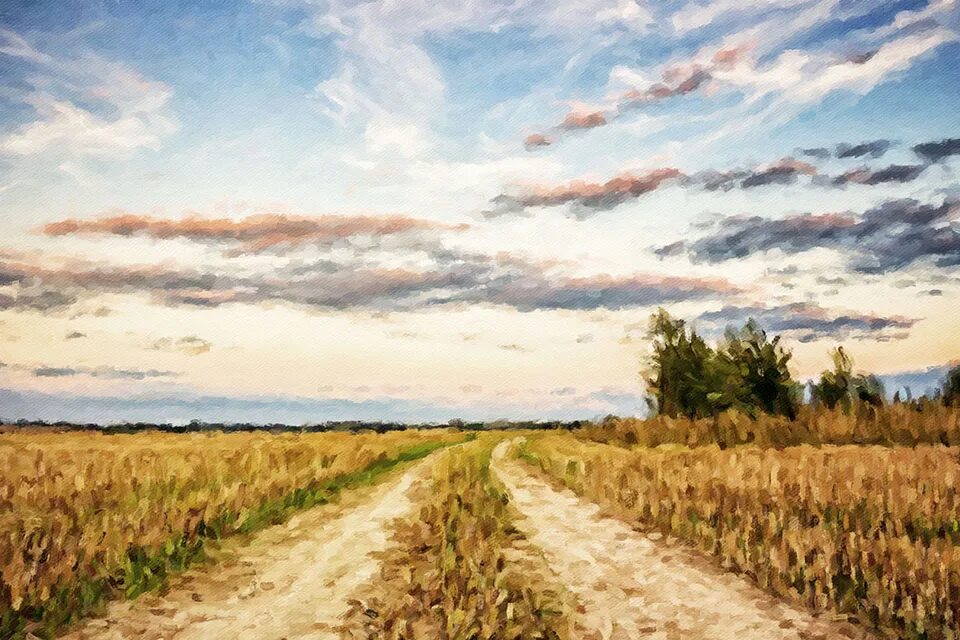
[0,429,463,640]
[341,435,572,640]
[521,434,960,639]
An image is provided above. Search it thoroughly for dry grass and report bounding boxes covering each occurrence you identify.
[522,433,960,640]
[341,435,573,640]
[578,404,960,449]
[0,428,462,639]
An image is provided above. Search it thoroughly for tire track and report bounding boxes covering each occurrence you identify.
[61,455,436,640]
[491,440,875,640]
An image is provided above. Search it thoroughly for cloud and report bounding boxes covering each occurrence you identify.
[152,336,212,356]
[846,50,879,65]
[671,197,960,273]
[43,213,468,255]
[0,248,740,314]
[684,156,817,191]
[828,163,927,186]
[490,141,940,216]
[32,365,178,380]
[619,66,713,107]
[277,0,656,160]
[698,301,917,342]
[499,343,532,353]
[560,110,608,130]
[802,139,897,162]
[0,30,177,158]
[526,45,741,147]
[527,0,955,150]
[799,146,831,159]
[64,331,86,340]
[485,168,682,217]
[524,133,553,149]
[913,137,960,162]
[0,289,78,312]
[454,270,742,311]
[835,139,892,159]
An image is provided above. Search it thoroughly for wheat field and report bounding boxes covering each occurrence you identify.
[0,428,462,638]
[2,412,959,640]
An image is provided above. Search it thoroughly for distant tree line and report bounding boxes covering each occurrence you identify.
[0,418,585,434]
[644,308,960,419]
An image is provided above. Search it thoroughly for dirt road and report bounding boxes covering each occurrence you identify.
[491,441,874,640]
[61,456,435,640]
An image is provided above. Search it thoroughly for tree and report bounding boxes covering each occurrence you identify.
[942,364,960,406]
[644,309,732,418]
[718,320,800,419]
[644,310,798,419]
[853,373,885,407]
[811,346,885,410]
[810,347,854,410]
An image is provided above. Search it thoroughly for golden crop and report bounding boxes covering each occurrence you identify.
[0,428,459,638]
[342,435,570,640]
[524,433,960,640]
[579,404,960,449]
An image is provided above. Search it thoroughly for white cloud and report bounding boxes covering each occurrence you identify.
[1,93,171,157]
[0,30,177,159]
[287,0,656,142]
[717,28,954,105]
[671,0,813,34]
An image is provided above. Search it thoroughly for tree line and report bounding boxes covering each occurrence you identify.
[644,308,960,419]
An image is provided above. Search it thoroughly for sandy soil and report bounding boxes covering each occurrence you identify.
[60,456,436,640]
[491,441,876,640]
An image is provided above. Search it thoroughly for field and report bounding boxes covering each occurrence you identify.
[2,408,960,640]
[0,428,464,638]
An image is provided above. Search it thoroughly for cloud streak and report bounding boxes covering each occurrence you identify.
[698,302,917,343]
[32,365,178,380]
[485,168,683,217]
[152,336,212,356]
[0,29,177,158]
[913,137,960,163]
[43,213,468,255]
[667,198,960,273]
[494,132,954,216]
[0,246,740,314]
[525,45,746,147]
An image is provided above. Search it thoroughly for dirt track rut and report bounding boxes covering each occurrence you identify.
[61,456,434,640]
[491,440,874,640]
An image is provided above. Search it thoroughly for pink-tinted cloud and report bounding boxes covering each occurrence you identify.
[523,133,553,149]
[619,67,711,108]
[560,110,608,130]
[524,45,752,149]
[486,168,682,217]
[43,213,468,255]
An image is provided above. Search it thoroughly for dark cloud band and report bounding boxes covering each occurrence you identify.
[665,198,959,273]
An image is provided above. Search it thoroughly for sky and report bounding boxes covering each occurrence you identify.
[0,0,958,423]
